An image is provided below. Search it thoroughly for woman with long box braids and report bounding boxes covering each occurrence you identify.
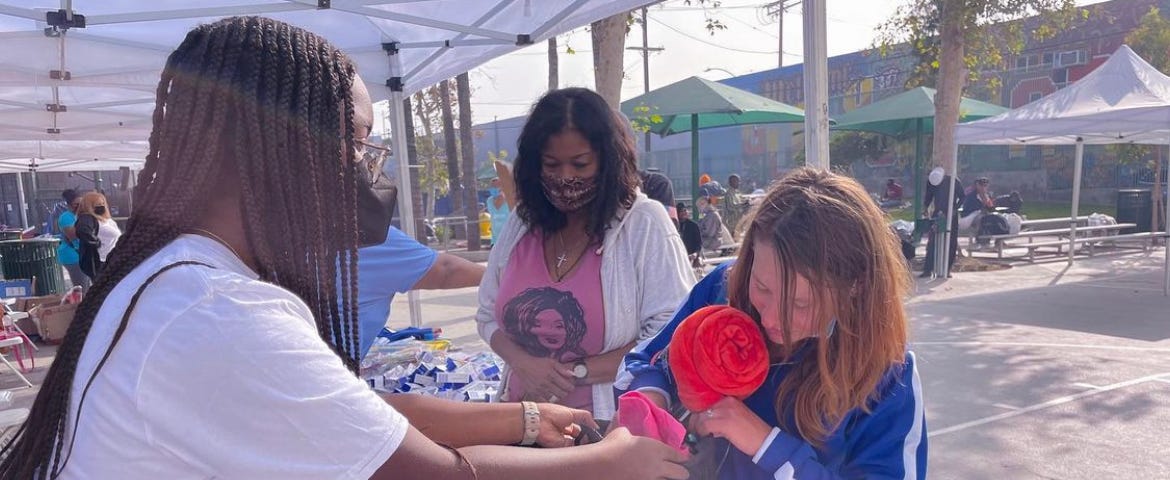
[0,17,688,480]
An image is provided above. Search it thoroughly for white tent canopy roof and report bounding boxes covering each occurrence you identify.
[0,0,649,142]
[0,140,147,172]
[955,45,1170,145]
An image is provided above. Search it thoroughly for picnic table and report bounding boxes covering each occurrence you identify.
[969,222,1163,259]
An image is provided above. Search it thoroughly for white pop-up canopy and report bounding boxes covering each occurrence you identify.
[0,0,648,137]
[954,45,1170,293]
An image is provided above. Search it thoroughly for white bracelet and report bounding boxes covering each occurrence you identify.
[520,401,541,446]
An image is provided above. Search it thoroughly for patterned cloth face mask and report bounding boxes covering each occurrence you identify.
[541,172,599,212]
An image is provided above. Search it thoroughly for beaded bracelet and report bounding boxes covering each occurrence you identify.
[520,401,541,446]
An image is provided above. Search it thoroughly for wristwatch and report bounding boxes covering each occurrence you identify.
[572,361,588,380]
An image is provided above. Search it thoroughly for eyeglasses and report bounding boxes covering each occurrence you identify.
[355,138,391,178]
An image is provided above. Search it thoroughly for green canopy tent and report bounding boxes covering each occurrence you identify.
[620,76,806,201]
[830,86,1008,218]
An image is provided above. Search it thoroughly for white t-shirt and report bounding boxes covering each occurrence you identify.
[96,218,121,261]
[59,234,407,479]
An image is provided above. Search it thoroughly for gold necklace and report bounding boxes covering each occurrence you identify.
[189,228,242,259]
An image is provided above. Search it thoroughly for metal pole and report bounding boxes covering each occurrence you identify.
[641,7,652,155]
[691,114,700,203]
[388,50,424,328]
[940,142,959,278]
[1163,145,1169,296]
[802,0,829,170]
[493,116,500,154]
[1068,139,1084,266]
[913,119,923,220]
[777,5,783,69]
[15,172,27,229]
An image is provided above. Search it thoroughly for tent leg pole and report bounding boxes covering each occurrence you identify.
[691,114,700,203]
[913,120,923,220]
[1163,143,1169,296]
[388,51,423,329]
[15,172,27,230]
[1069,139,1083,267]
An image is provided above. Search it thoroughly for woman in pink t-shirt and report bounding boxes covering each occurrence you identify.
[477,88,694,421]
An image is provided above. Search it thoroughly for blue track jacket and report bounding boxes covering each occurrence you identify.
[615,262,928,479]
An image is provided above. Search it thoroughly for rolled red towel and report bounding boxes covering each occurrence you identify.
[668,305,769,412]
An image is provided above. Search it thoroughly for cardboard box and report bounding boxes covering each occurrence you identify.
[14,294,65,314]
[32,303,77,344]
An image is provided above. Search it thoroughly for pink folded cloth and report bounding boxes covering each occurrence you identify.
[614,391,688,454]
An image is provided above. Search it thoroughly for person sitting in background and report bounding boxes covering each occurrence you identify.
[959,177,994,233]
[677,202,703,261]
[356,225,486,357]
[881,178,905,208]
[697,195,733,252]
[477,87,693,422]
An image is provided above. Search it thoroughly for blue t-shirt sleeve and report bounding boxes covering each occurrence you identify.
[58,211,76,230]
[359,226,439,297]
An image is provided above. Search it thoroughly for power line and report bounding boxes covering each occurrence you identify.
[651,16,800,56]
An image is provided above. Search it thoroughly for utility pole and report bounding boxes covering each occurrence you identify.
[626,10,663,162]
[641,7,651,155]
[765,0,801,70]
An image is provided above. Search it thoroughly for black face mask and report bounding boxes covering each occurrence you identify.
[355,156,397,248]
[94,206,107,216]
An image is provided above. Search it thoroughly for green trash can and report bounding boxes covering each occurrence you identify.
[0,239,67,295]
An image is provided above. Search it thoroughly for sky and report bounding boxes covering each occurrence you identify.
[377,0,1113,131]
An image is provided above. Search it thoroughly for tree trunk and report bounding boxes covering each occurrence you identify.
[402,98,427,243]
[439,79,464,240]
[932,1,967,172]
[457,73,480,251]
[591,14,628,108]
[548,37,559,91]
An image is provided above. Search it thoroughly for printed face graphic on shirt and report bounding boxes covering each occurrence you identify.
[531,309,567,350]
[502,286,587,363]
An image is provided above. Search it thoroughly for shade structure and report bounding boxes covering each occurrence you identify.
[832,86,1008,218]
[0,0,662,327]
[0,140,147,171]
[832,87,1007,137]
[620,76,806,199]
[953,45,1170,292]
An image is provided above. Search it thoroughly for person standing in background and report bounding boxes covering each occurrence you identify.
[639,169,677,228]
[56,189,88,291]
[75,192,121,283]
[721,174,748,240]
[486,177,510,246]
[921,167,963,278]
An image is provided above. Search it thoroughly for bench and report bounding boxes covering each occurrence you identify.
[1018,216,1092,229]
[971,223,1136,258]
[1008,231,1168,260]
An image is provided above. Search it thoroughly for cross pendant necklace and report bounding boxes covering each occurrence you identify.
[556,231,570,270]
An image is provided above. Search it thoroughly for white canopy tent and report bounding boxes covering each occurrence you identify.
[0,0,659,326]
[954,45,1170,294]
